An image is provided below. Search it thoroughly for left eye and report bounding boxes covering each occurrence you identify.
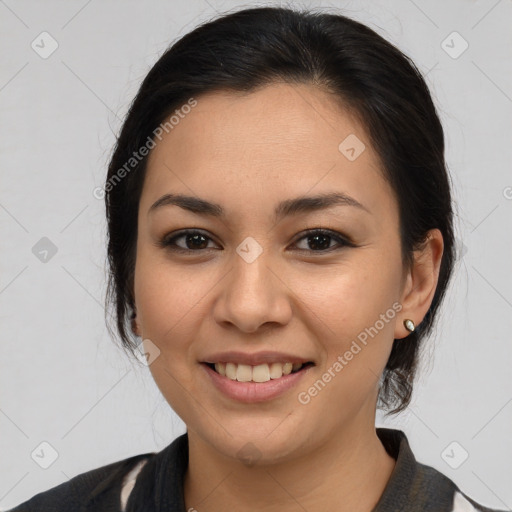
[293,229,352,252]
[159,229,354,253]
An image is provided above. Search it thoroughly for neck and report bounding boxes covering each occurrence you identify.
[184,414,396,512]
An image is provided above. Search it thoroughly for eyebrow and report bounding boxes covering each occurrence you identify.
[148,191,371,220]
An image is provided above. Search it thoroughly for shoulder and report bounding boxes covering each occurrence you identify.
[6,452,155,512]
[450,490,507,512]
[419,461,506,512]
[375,428,506,512]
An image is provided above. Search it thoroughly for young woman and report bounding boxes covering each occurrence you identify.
[9,6,506,512]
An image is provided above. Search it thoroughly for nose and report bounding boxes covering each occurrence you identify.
[212,243,293,334]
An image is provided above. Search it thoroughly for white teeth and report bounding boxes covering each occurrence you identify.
[214,362,226,376]
[252,364,270,382]
[212,361,304,382]
[225,362,237,380]
[269,362,283,379]
[236,364,252,382]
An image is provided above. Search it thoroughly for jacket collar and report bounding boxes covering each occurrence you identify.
[373,428,457,511]
[127,427,458,512]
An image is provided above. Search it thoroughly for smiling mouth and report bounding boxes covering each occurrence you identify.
[204,361,314,383]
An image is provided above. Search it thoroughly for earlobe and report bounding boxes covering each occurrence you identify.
[396,229,444,340]
[131,318,140,337]
[131,309,141,337]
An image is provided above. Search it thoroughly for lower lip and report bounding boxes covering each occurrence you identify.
[201,363,312,403]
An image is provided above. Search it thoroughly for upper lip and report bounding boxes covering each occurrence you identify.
[201,351,314,366]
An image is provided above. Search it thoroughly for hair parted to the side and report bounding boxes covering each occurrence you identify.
[104,6,456,416]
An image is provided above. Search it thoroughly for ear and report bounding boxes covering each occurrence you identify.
[131,310,141,337]
[395,228,444,339]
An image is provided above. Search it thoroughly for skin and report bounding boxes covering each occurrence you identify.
[131,82,444,512]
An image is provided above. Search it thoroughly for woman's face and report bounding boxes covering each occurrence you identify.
[133,82,431,463]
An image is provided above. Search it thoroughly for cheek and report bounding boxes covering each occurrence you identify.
[291,258,400,396]
[133,253,209,421]
[133,250,233,384]
[133,249,196,358]
[290,257,400,339]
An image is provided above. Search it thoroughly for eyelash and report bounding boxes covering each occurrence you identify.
[158,228,355,255]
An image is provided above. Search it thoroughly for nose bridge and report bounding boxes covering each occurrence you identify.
[214,235,291,332]
[232,235,274,299]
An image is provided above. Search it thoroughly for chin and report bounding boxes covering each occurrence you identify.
[194,420,311,467]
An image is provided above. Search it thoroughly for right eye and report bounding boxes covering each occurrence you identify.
[159,229,219,253]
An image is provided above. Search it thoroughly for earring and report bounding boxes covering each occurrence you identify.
[403,319,415,333]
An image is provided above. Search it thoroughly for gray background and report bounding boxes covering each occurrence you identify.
[1,0,511,509]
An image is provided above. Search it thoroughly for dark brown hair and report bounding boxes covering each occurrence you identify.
[104,6,456,415]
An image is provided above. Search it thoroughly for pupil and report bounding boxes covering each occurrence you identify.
[309,234,330,250]
[187,233,208,249]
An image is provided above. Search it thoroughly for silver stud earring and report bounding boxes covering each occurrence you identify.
[403,319,415,332]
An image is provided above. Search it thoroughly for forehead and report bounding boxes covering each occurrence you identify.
[141,82,396,225]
